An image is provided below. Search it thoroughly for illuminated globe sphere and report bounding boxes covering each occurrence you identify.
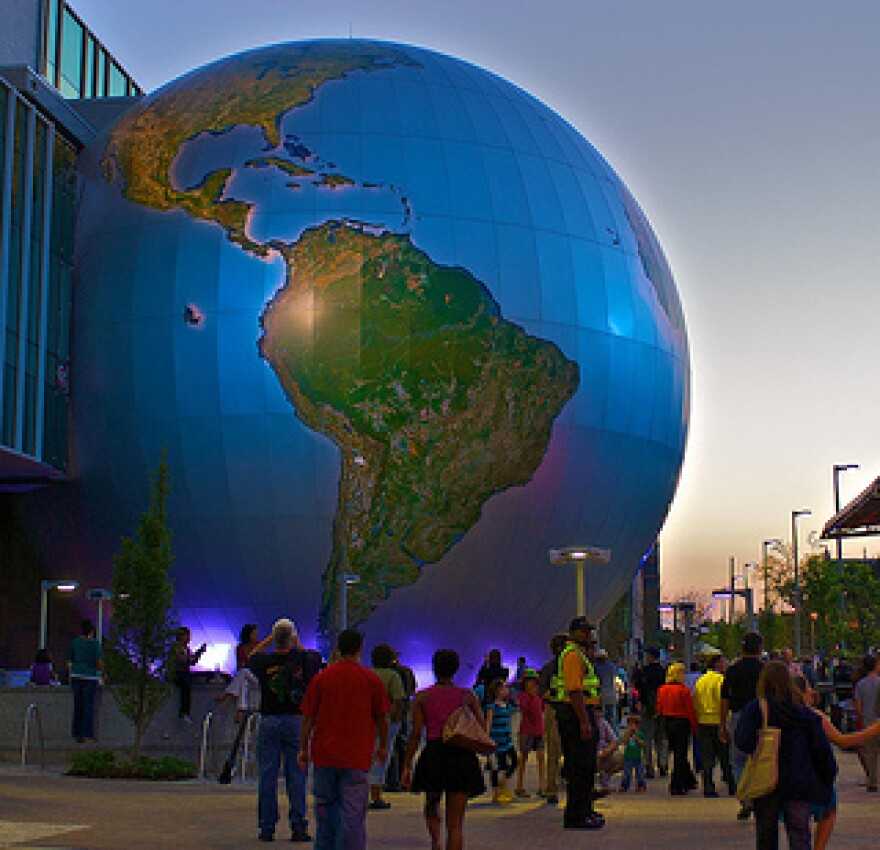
[73,40,689,671]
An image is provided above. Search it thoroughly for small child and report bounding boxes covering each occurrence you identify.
[619,714,647,792]
[485,678,518,804]
[30,648,57,686]
[514,669,546,798]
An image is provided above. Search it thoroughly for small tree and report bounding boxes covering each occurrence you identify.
[105,454,178,758]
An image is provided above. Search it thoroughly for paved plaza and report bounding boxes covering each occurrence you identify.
[1,751,878,849]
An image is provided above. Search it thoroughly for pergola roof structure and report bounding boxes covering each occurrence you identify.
[821,475,880,540]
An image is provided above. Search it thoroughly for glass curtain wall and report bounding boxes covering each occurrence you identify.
[43,136,74,469]
[40,0,143,99]
[0,78,73,471]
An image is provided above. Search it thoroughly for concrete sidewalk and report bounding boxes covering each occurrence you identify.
[1,750,877,848]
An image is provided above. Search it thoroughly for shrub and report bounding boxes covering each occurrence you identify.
[68,749,196,780]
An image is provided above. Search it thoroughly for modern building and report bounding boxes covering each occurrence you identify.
[1,0,141,665]
[1,0,140,487]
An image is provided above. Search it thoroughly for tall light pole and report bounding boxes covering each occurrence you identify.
[729,556,736,624]
[86,589,115,645]
[791,509,811,657]
[833,463,858,648]
[339,573,361,632]
[39,580,80,649]
[549,546,612,617]
[762,539,783,612]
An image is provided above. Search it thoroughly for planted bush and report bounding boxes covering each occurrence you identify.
[68,749,196,780]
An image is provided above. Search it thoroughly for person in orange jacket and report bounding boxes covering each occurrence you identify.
[655,663,698,795]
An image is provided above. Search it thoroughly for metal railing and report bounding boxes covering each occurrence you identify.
[198,711,215,781]
[238,712,259,784]
[21,702,45,768]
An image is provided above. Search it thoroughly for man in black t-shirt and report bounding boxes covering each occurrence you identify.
[249,618,321,843]
[719,631,763,818]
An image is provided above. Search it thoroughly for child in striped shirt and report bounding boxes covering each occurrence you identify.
[485,678,518,803]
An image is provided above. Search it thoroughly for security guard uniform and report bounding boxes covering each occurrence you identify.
[554,640,603,828]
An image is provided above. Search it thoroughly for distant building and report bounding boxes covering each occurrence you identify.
[598,542,662,662]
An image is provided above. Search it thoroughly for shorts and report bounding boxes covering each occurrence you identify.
[519,734,545,753]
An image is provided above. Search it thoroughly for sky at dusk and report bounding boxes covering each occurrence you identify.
[71,0,880,599]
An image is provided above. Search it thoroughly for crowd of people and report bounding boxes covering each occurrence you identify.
[25,616,880,849]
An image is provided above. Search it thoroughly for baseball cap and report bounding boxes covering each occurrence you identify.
[568,616,595,634]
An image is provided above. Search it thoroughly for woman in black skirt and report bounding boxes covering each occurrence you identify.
[402,649,485,850]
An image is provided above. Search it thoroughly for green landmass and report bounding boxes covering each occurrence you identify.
[102,42,419,232]
[246,157,315,178]
[182,169,260,254]
[315,173,356,189]
[259,223,579,630]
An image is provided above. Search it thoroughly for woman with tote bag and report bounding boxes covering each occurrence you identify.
[735,661,837,850]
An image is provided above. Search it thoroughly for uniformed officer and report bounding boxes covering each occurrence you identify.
[553,615,604,830]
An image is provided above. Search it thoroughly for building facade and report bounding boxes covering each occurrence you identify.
[0,0,141,667]
[0,0,140,488]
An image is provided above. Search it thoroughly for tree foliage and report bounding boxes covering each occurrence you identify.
[104,455,178,757]
[780,554,880,655]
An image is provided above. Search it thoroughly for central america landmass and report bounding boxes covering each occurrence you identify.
[259,222,579,633]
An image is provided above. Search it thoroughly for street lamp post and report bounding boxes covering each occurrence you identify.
[339,573,361,632]
[39,580,80,649]
[832,463,858,650]
[743,563,758,631]
[729,556,736,624]
[549,546,612,617]
[86,589,115,645]
[791,509,811,657]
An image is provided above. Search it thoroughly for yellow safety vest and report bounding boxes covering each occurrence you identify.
[552,643,600,704]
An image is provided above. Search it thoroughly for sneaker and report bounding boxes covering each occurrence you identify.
[593,788,610,798]
[737,803,753,820]
[618,786,628,793]
[545,794,558,805]
[514,788,530,798]
[636,786,647,793]
[290,829,311,842]
[868,786,878,793]
[368,799,391,810]
[704,790,720,798]
[258,832,274,842]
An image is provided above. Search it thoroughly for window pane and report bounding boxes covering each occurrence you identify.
[85,35,96,98]
[60,9,84,98]
[96,49,106,97]
[0,84,7,263]
[108,61,126,97]
[43,133,76,469]
[45,0,60,85]
[4,102,29,446]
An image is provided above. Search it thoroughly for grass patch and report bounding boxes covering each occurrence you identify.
[68,749,197,780]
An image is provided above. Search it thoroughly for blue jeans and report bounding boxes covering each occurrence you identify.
[368,721,399,785]
[71,677,98,739]
[257,714,307,835]
[620,758,645,790]
[753,794,811,850]
[313,765,369,850]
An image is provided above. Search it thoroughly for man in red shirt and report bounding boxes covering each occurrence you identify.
[298,629,390,850]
